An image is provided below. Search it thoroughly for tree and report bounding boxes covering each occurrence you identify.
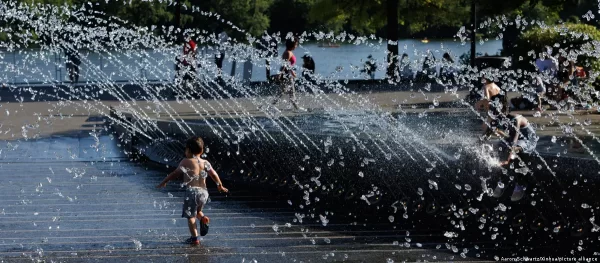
[204,0,274,37]
[268,0,317,34]
[473,0,562,56]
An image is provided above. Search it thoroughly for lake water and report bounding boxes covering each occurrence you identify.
[0,39,502,85]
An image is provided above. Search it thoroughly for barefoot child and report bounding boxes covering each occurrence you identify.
[156,136,229,245]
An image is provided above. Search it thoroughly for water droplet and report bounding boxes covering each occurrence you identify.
[319,215,329,226]
[444,231,458,238]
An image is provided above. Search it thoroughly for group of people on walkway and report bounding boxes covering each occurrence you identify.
[176,34,314,111]
[360,51,457,82]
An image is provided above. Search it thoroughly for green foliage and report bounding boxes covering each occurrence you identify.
[112,0,175,27]
[5,0,599,43]
[514,23,600,75]
[307,0,385,34]
[307,0,469,36]
[207,0,274,36]
[402,0,468,34]
[268,0,316,34]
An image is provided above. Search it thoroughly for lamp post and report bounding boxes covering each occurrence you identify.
[175,0,181,42]
[387,0,399,80]
[470,0,476,67]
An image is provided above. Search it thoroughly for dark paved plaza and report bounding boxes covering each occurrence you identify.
[0,130,498,262]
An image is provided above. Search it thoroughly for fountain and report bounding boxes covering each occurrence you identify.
[0,0,599,261]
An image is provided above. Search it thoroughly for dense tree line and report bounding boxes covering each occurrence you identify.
[6,0,598,39]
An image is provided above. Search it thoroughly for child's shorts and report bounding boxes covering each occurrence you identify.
[182,187,209,218]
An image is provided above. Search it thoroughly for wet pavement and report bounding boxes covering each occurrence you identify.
[1,88,599,262]
[0,132,502,262]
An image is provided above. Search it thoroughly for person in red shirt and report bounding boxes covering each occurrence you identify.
[176,35,197,88]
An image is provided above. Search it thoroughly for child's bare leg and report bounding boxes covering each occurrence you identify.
[196,211,204,220]
[187,218,198,237]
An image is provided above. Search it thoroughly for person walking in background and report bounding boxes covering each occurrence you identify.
[271,37,304,111]
[66,48,81,84]
[157,136,229,245]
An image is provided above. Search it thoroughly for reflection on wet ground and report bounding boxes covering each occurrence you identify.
[0,133,498,262]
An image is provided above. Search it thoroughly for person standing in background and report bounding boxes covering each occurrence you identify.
[215,29,228,77]
[362,55,377,80]
[302,54,315,79]
[534,52,558,76]
[399,53,413,82]
[181,35,197,87]
[66,47,81,84]
[418,51,436,81]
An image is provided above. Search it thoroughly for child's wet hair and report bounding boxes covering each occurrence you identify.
[185,136,204,155]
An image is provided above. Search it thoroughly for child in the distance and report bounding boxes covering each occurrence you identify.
[157,136,228,245]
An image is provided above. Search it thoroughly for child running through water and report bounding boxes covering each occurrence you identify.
[157,137,229,245]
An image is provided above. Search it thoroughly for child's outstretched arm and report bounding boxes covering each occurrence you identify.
[207,162,228,193]
[156,160,187,188]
